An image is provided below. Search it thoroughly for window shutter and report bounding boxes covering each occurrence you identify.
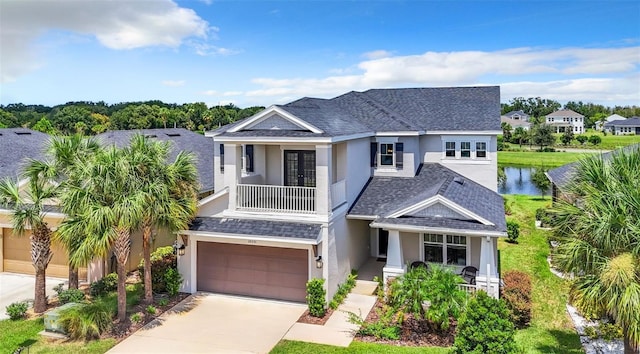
[370,142,378,167]
[219,144,224,172]
[395,142,403,169]
[245,144,254,172]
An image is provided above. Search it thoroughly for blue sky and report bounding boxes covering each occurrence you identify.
[1,1,639,107]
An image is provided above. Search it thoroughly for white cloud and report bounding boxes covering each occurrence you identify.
[362,50,393,60]
[237,46,640,105]
[162,80,186,87]
[191,42,240,56]
[201,90,219,96]
[223,91,243,96]
[0,0,209,82]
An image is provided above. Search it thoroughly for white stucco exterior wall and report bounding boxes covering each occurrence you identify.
[345,138,372,205]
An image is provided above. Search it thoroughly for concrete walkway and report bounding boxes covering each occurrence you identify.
[107,293,305,354]
[284,280,378,347]
[0,272,67,320]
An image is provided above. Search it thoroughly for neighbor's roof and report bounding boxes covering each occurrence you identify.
[96,128,214,194]
[504,110,529,119]
[501,116,531,128]
[0,128,49,181]
[604,117,640,127]
[546,143,640,191]
[349,163,506,233]
[188,217,322,242]
[546,109,584,118]
[214,86,501,138]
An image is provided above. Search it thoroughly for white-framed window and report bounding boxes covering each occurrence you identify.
[476,142,487,158]
[423,233,468,266]
[380,143,394,166]
[445,142,456,157]
[460,142,471,158]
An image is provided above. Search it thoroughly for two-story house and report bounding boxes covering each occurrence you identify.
[501,110,531,130]
[546,109,584,134]
[178,87,507,302]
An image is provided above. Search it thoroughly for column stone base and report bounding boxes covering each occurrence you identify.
[383,265,407,287]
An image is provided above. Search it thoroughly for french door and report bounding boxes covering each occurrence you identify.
[284,150,316,187]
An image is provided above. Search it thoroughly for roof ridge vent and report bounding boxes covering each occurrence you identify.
[15,131,32,135]
[453,176,465,185]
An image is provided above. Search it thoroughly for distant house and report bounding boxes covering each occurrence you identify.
[501,116,531,131]
[504,110,530,122]
[604,116,640,135]
[596,114,626,132]
[545,109,584,134]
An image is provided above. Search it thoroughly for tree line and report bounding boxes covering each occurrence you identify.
[501,97,640,128]
[0,101,264,135]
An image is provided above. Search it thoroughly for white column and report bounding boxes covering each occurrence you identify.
[383,229,406,284]
[477,235,500,298]
[224,144,241,211]
[315,144,332,215]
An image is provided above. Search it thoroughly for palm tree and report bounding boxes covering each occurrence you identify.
[0,168,57,313]
[126,134,199,304]
[32,134,101,289]
[59,145,146,321]
[550,148,640,353]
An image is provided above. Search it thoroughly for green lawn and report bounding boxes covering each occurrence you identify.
[498,151,596,168]
[0,317,116,354]
[502,195,582,354]
[271,340,449,353]
[556,130,640,150]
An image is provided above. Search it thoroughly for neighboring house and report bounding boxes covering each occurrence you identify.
[503,110,530,122]
[0,128,214,282]
[546,143,640,203]
[545,109,584,134]
[604,116,640,135]
[179,86,506,302]
[596,114,626,132]
[501,116,531,131]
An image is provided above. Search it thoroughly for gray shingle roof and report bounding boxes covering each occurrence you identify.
[188,217,322,242]
[604,117,640,127]
[96,128,214,194]
[546,109,584,118]
[0,128,50,181]
[504,110,529,119]
[349,163,506,233]
[546,143,640,192]
[215,86,501,138]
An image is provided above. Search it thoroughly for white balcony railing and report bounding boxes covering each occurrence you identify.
[457,283,477,295]
[237,184,316,214]
[331,179,346,209]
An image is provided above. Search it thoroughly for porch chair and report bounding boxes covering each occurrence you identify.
[410,261,428,271]
[460,266,478,285]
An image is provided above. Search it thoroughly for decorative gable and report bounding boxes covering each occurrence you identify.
[405,202,469,220]
[229,106,324,134]
[245,113,308,131]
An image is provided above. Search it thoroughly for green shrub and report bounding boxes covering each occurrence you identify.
[588,135,602,145]
[6,301,29,320]
[139,246,177,294]
[59,301,113,340]
[157,298,169,307]
[501,270,532,328]
[503,197,512,215]
[164,268,183,297]
[576,135,588,145]
[329,273,357,310]
[349,306,401,340]
[372,276,384,300]
[506,221,520,243]
[54,284,85,304]
[90,273,118,297]
[584,325,598,339]
[597,322,623,340]
[306,278,326,317]
[388,265,429,318]
[453,291,517,354]
[146,305,157,315]
[130,312,143,323]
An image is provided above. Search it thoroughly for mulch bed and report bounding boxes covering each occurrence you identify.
[297,308,334,325]
[354,297,456,347]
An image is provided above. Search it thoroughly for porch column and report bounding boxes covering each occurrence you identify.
[383,230,406,284]
[315,144,332,215]
[477,235,500,298]
[224,144,241,211]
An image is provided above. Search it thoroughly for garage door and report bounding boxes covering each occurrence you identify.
[197,242,308,303]
[2,228,87,280]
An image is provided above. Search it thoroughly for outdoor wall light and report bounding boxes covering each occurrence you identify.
[177,244,186,256]
[315,256,323,269]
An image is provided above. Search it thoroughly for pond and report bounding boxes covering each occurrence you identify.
[498,165,552,196]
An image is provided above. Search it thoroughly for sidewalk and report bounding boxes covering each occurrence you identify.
[284,280,378,347]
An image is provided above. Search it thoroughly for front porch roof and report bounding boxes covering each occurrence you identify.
[349,163,506,233]
[371,216,506,236]
[187,216,322,243]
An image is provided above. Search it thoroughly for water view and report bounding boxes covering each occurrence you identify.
[498,165,552,196]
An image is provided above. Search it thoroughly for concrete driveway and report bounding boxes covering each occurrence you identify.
[0,272,68,320]
[107,293,306,354]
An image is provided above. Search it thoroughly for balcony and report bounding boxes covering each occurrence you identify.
[237,184,316,214]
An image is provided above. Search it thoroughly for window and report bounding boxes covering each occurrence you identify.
[476,142,487,158]
[370,142,378,167]
[219,144,224,172]
[460,142,471,158]
[423,234,467,266]
[380,143,394,166]
[245,144,254,173]
[445,142,456,157]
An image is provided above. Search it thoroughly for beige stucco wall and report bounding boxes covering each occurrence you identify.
[400,232,420,265]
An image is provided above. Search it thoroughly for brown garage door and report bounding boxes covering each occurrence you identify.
[2,228,87,280]
[197,242,308,303]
